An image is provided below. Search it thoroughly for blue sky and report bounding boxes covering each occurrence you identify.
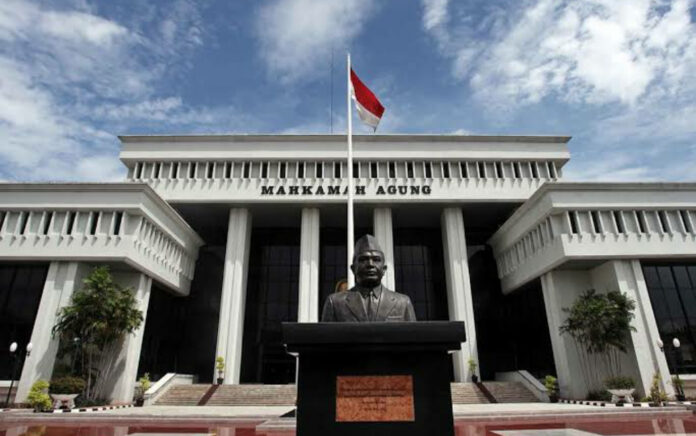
[1,0,695,182]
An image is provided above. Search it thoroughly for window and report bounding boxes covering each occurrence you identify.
[279,162,287,179]
[459,162,468,178]
[297,162,305,179]
[513,162,521,179]
[658,211,670,233]
[88,212,99,236]
[613,211,625,234]
[569,211,579,234]
[352,162,359,178]
[388,162,396,178]
[477,162,486,178]
[224,162,232,179]
[41,212,53,235]
[495,162,503,178]
[188,162,196,179]
[547,162,557,178]
[334,162,341,178]
[243,162,250,179]
[424,162,432,178]
[172,162,179,179]
[316,162,323,178]
[261,162,268,178]
[680,210,693,233]
[636,211,647,234]
[18,212,29,235]
[442,162,450,179]
[406,162,414,178]
[65,212,76,235]
[590,211,602,234]
[206,163,214,179]
[154,162,161,179]
[113,211,123,236]
[135,163,143,179]
[531,162,539,179]
[370,162,378,178]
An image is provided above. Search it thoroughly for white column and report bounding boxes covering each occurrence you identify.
[373,208,395,289]
[608,260,674,397]
[15,262,86,401]
[441,208,478,382]
[216,208,252,384]
[298,208,320,322]
[105,273,152,403]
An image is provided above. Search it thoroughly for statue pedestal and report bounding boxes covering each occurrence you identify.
[282,321,466,436]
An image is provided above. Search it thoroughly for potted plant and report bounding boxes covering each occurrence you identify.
[648,372,668,406]
[134,373,151,407]
[468,358,478,383]
[26,380,52,412]
[605,376,636,404]
[49,376,85,409]
[544,375,559,402]
[216,356,225,384]
[672,375,685,401]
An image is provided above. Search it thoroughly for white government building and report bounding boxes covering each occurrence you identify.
[1,134,695,402]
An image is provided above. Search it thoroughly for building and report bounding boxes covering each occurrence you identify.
[1,134,694,402]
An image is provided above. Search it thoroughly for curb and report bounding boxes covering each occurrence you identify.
[51,404,134,413]
[559,399,693,408]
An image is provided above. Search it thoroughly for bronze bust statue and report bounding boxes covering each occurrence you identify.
[321,234,417,322]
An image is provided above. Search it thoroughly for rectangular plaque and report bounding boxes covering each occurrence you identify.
[336,375,415,422]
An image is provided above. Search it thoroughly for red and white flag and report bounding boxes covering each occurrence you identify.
[350,68,385,131]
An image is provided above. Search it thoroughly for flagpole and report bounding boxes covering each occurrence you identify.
[346,52,355,288]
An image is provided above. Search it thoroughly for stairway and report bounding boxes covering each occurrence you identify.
[450,383,490,404]
[154,384,210,405]
[206,384,297,406]
[481,381,540,403]
[155,381,537,406]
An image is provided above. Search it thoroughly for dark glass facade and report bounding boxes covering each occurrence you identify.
[0,263,48,379]
[393,228,449,321]
[643,264,696,373]
[240,229,300,384]
[138,246,225,382]
[469,246,555,379]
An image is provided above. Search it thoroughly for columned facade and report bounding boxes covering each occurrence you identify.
[15,261,88,401]
[373,208,395,289]
[105,272,153,402]
[215,208,252,384]
[441,208,478,382]
[298,208,320,322]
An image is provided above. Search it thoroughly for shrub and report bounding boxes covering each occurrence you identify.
[544,375,558,395]
[648,372,668,404]
[586,389,612,402]
[671,375,684,389]
[605,376,636,390]
[49,376,86,394]
[216,356,225,375]
[27,380,52,412]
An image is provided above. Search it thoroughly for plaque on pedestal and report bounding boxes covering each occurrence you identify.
[283,321,466,436]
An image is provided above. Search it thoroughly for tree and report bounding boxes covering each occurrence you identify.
[52,266,143,401]
[559,289,636,389]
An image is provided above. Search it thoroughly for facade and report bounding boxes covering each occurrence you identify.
[1,134,695,402]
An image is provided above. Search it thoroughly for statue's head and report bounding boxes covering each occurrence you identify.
[350,234,386,288]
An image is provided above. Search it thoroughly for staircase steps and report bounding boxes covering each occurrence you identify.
[154,384,210,406]
[207,384,297,406]
[450,383,490,404]
[481,381,540,403]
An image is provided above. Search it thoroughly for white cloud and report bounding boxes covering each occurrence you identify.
[0,0,239,182]
[425,0,696,108]
[256,0,377,83]
[422,0,449,31]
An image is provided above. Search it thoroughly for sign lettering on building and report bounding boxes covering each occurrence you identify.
[260,185,432,196]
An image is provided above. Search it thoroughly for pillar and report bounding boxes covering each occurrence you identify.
[104,273,152,403]
[298,208,320,322]
[215,208,252,384]
[15,261,87,401]
[441,208,478,382]
[373,208,395,289]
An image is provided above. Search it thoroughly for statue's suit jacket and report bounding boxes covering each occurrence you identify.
[321,286,417,322]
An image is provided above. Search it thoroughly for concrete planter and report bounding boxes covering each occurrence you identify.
[608,388,635,404]
[50,393,78,410]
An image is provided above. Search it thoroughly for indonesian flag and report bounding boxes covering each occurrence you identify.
[350,68,385,131]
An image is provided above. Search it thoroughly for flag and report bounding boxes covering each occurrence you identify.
[350,68,385,131]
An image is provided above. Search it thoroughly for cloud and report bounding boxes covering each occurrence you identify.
[424,0,696,108]
[255,0,377,84]
[0,0,241,182]
[422,0,449,31]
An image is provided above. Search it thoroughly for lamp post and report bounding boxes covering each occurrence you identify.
[673,338,685,401]
[4,342,33,408]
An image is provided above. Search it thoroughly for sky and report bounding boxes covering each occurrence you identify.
[1,0,695,182]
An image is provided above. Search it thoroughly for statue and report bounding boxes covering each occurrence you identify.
[321,234,417,322]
